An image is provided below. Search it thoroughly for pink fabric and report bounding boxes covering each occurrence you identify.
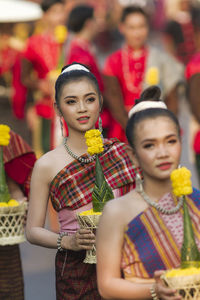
[58,202,92,234]
[58,188,130,233]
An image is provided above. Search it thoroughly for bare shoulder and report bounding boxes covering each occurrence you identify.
[32,147,61,182]
[101,190,147,226]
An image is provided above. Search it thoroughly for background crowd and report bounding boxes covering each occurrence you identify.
[1,0,200,299]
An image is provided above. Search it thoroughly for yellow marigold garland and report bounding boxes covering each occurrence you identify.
[0,124,10,146]
[79,209,101,216]
[165,267,200,278]
[85,129,104,156]
[170,167,193,196]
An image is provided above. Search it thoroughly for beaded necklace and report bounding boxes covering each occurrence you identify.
[137,186,183,215]
[63,137,96,164]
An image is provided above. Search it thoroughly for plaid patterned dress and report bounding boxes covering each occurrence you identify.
[49,138,136,299]
[121,188,200,280]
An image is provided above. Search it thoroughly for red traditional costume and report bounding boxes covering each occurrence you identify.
[23,33,62,154]
[0,130,36,299]
[103,45,183,141]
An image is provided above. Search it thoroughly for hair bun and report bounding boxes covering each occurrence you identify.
[136,86,161,104]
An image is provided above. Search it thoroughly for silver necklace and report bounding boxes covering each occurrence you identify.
[137,187,184,215]
[63,137,96,164]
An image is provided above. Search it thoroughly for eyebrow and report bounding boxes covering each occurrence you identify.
[141,134,177,144]
[64,92,96,100]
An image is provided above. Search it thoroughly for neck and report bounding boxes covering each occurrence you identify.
[66,130,89,154]
[143,176,172,202]
[76,30,92,43]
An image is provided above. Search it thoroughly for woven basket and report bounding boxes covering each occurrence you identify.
[162,272,200,299]
[0,202,27,245]
[76,213,101,264]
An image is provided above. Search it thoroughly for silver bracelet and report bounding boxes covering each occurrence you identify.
[57,232,68,251]
[150,284,159,300]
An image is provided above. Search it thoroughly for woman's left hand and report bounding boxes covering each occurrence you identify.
[154,270,182,300]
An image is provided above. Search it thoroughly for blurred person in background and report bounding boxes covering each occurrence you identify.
[1,129,36,300]
[163,0,200,65]
[185,51,200,184]
[65,4,111,136]
[0,4,40,144]
[21,0,67,158]
[103,5,183,142]
[21,0,67,232]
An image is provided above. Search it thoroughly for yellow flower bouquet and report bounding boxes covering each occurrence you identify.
[0,125,27,245]
[162,167,200,299]
[76,129,114,263]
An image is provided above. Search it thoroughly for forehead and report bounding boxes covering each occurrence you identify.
[135,116,178,140]
[61,77,97,95]
[124,12,147,24]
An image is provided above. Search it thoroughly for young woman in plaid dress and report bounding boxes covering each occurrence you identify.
[26,62,136,299]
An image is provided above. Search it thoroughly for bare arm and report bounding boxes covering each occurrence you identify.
[96,201,181,300]
[103,75,128,130]
[21,58,52,96]
[26,156,95,250]
[188,74,200,123]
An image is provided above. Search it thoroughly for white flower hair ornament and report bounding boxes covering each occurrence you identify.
[61,64,90,74]
[128,101,167,119]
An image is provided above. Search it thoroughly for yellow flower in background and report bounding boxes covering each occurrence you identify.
[145,67,159,85]
[165,267,200,278]
[79,209,102,216]
[0,125,10,146]
[85,129,104,156]
[170,167,193,197]
[54,25,67,44]
[48,69,61,81]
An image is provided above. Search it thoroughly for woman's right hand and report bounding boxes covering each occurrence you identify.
[69,229,96,251]
[154,271,182,300]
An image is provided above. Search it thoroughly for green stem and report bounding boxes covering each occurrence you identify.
[181,195,200,268]
[0,146,10,203]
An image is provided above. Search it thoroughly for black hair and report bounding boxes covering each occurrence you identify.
[41,0,63,12]
[67,5,94,33]
[55,62,101,108]
[126,86,181,149]
[121,5,149,23]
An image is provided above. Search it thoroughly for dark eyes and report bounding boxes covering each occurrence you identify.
[143,139,177,149]
[87,97,96,102]
[66,99,76,104]
[143,143,153,149]
[168,139,177,144]
[65,97,96,104]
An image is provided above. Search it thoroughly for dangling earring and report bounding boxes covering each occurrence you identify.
[135,172,143,193]
[60,117,64,137]
[98,116,103,133]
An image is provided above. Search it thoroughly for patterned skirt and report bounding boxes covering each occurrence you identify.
[0,245,24,300]
[55,250,102,300]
